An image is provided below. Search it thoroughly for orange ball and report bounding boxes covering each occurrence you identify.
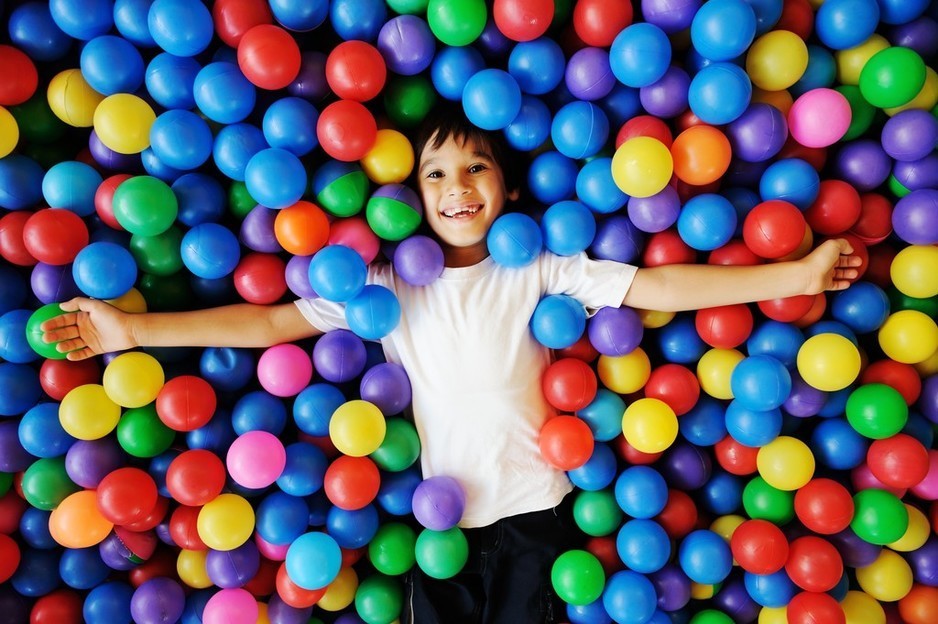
[670,125,732,186]
[274,200,330,255]
[539,415,594,471]
[900,585,938,624]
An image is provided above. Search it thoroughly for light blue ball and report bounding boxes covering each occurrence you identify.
[180,222,241,279]
[193,62,256,124]
[150,109,213,171]
[145,53,201,110]
[508,36,565,95]
[609,22,671,88]
[614,465,668,519]
[431,45,486,101]
[729,354,792,411]
[72,242,137,299]
[577,389,626,443]
[725,400,783,447]
[688,61,752,125]
[244,148,307,209]
[676,193,737,251]
[263,97,320,157]
[541,200,597,256]
[678,529,733,584]
[462,68,522,131]
[345,285,401,340]
[529,294,587,349]
[285,531,342,590]
[42,161,102,217]
[616,518,671,573]
[80,35,145,95]
[487,212,543,267]
[308,244,367,303]
[528,151,577,204]
[147,0,214,57]
[504,95,551,152]
[690,0,757,61]
[551,101,609,160]
[576,158,628,215]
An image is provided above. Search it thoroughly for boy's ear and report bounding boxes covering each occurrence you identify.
[507,186,520,202]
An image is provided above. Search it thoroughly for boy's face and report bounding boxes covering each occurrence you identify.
[417,131,519,266]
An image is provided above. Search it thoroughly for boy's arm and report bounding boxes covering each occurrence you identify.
[623,239,862,312]
[41,299,322,361]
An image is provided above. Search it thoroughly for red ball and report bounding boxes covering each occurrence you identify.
[238,24,301,90]
[864,241,895,289]
[323,455,381,510]
[94,174,132,231]
[616,115,673,149]
[644,364,700,416]
[0,533,20,583]
[276,562,327,608]
[714,435,759,476]
[317,100,378,162]
[787,591,845,624]
[776,0,815,40]
[328,217,381,264]
[573,0,633,46]
[233,252,287,304]
[757,293,817,323]
[708,240,762,266]
[127,548,177,588]
[556,332,600,363]
[156,375,217,432]
[112,525,158,562]
[0,490,28,534]
[785,535,844,593]
[0,211,38,266]
[122,495,169,532]
[642,229,696,267]
[793,478,854,535]
[730,519,788,575]
[849,192,893,245]
[22,208,89,265]
[792,291,828,328]
[614,436,663,465]
[695,303,753,349]
[30,588,83,624]
[778,136,827,170]
[0,44,38,106]
[96,467,159,526]
[166,449,227,507]
[243,556,279,597]
[494,0,554,42]
[325,41,386,102]
[899,585,938,624]
[585,535,621,576]
[542,358,598,412]
[655,489,698,539]
[867,434,930,490]
[742,199,807,259]
[213,0,273,48]
[539,415,594,470]
[805,179,861,235]
[169,504,206,551]
[860,359,921,406]
[39,358,100,401]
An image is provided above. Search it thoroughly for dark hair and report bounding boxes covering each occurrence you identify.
[410,103,522,194]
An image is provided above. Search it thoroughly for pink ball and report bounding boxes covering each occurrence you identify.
[850,463,907,499]
[328,217,380,264]
[227,431,287,489]
[788,88,851,148]
[255,533,290,561]
[257,343,313,397]
[910,450,938,500]
[203,588,259,624]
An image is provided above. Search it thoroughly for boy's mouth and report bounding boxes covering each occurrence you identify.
[441,203,483,218]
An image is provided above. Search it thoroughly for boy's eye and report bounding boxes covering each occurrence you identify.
[469,163,487,173]
[426,170,443,179]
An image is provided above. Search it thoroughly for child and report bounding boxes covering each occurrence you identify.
[42,107,860,623]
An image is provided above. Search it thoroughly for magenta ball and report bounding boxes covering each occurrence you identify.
[257,343,313,397]
[412,475,466,530]
[393,235,444,286]
[788,88,851,148]
[227,430,287,489]
[202,588,258,624]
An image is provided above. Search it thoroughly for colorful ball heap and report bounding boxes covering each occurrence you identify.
[0,1,937,623]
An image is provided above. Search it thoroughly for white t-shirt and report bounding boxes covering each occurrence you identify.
[295,252,637,528]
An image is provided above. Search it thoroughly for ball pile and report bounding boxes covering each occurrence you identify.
[0,0,937,623]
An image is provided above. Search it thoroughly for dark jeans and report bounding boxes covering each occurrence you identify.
[403,495,578,624]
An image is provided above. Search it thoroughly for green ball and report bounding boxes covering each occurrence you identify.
[26,303,68,360]
[836,85,878,141]
[859,46,927,109]
[137,272,192,312]
[384,76,438,130]
[550,549,605,606]
[887,174,911,199]
[130,226,184,276]
[21,457,80,510]
[427,0,487,46]
[354,574,404,624]
[386,0,428,14]
[742,476,795,524]
[368,522,417,576]
[887,286,938,317]
[366,191,422,241]
[117,404,175,458]
[415,527,468,579]
[315,168,370,218]
[228,180,256,219]
[370,418,421,472]
[0,471,12,496]
[112,176,179,236]
[850,488,909,545]
[690,610,735,624]
[573,489,623,537]
[10,93,68,144]
[845,383,908,439]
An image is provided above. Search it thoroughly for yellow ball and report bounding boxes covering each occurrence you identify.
[197,493,255,551]
[360,129,414,184]
[915,346,938,376]
[835,34,890,85]
[93,93,155,154]
[796,333,862,392]
[59,384,121,440]
[597,347,651,395]
[47,69,105,127]
[890,245,938,299]
[710,514,745,543]
[330,400,387,457]
[256,603,270,624]
[841,590,885,624]
[855,549,913,602]
[108,287,148,313]
[690,582,718,600]
[758,606,788,624]
[884,66,938,116]
[746,30,809,91]
[751,88,793,116]
[696,348,744,400]
[103,352,165,408]
[622,397,678,454]
[638,309,675,329]
[317,566,358,612]
[878,309,938,364]
[0,106,18,158]
[176,549,212,589]
[611,136,673,198]
[756,436,815,491]
[888,504,931,552]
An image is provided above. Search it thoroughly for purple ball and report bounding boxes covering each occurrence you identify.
[906,535,938,585]
[268,594,314,624]
[130,577,185,624]
[892,188,938,245]
[393,235,444,286]
[649,563,691,611]
[639,65,690,118]
[628,185,681,233]
[833,139,892,192]
[360,362,412,416]
[30,262,80,304]
[642,0,702,33]
[919,374,938,424]
[89,130,141,171]
[476,18,512,60]
[565,47,616,101]
[727,103,788,163]
[312,329,367,383]
[712,577,761,623]
[829,528,882,568]
[588,306,644,356]
[285,254,317,299]
[377,15,435,76]
[886,16,938,59]
[205,541,261,588]
[893,152,938,191]
[0,586,31,624]
[0,420,33,472]
[65,438,126,488]
[590,215,644,264]
[724,159,769,189]
[783,373,828,418]
[659,441,712,490]
[240,205,282,253]
[98,531,139,571]
[288,51,330,102]
[881,109,938,161]
[412,475,466,530]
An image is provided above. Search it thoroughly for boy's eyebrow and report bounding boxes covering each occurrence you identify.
[418,150,495,174]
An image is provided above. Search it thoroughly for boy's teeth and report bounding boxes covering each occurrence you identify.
[444,205,482,217]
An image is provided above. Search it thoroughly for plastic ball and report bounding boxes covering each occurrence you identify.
[493,0,553,41]
[392,235,444,286]
[788,88,852,148]
[330,400,386,457]
[551,550,605,606]
[462,68,521,131]
[622,398,678,454]
[796,333,862,392]
[539,415,594,471]
[256,343,313,398]
[102,352,164,409]
[616,518,671,573]
[687,62,752,125]
[746,29,809,91]
[609,22,671,88]
[48,490,113,549]
[891,245,938,299]
[611,137,673,198]
[574,0,634,47]
[757,435,815,491]
[678,529,733,585]
[365,183,422,241]
[244,148,307,210]
[730,519,788,574]
[414,526,469,580]
[815,0,881,50]
[93,93,155,155]
[677,194,736,251]
[878,309,938,364]
[155,375,217,432]
[432,45,486,100]
[859,46,927,109]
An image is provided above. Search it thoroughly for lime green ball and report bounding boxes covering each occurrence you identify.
[0,471,12,496]
[26,303,68,360]
[845,383,908,439]
[130,226,184,276]
[370,418,421,472]
[859,47,927,109]
[551,549,605,606]
[366,187,422,241]
[887,286,938,317]
[117,404,175,458]
[384,76,438,130]
[386,0,428,14]
[887,174,912,198]
[415,527,469,579]
[573,489,624,537]
[315,168,370,218]
[691,610,735,624]
[21,457,80,510]
[10,93,68,144]
[851,488,909,545]
[112,176,179,236]
[228,180,256,219]
[354,573,404,624]
[137,273,192,312]
[836,85,878,141]
[368,522,417,576]
[742,476,795,524]
[427,0,487,46]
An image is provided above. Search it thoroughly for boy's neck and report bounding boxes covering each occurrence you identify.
[443,243,489,268]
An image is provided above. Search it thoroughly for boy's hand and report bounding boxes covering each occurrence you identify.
[799,238,862,294]
[40,298,137,361]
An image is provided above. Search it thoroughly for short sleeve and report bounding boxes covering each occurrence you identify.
[294,262,396,333]
[539,252,638,311]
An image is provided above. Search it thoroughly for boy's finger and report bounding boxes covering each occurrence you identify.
[39,311,80,331]
[57,298,83,312]
[66,347,95,362]
[41,326,80,343]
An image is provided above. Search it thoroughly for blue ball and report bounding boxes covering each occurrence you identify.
[615,465,668,519]
[145,52,201,110]
[285,531,342,591]
[277,442,328,497]
[42,161,102,217]
[84,581,135,624]
[141,147,184,183]
[815,0,881,50]
[173,173,226,227]
[487,212,543,268]
[610,22,671,88]
[113,0,157,47]
[730,354,792,411]
[293,383,346,437]
[529,294,587,349]
[80,35,145,95]
[616,519,672,573]
[19,508,56,549]
[200,346,254,392]
[431,45,486,101]
[810,417,867,470]
[504,95,552,152]
[528,150,577,204]
[256,491,310,546]
[10,546,60,596]
[150,109,214,171]
[0,155,45,210]
[194,62,256,124]
[602,570,658,624]
[212,123,267,182]
[577,389,626,443]
[577,158,628,215]
[245,148,307,209]
[599,83,643,129]
[463,69,522,131]
[551,101,609,160]
[376,466,422,516]
[568,443,618,491]
[72,242,137,299]
[148,0,214,57]
[232,390,287,435]
[747,0,785,34]
[541,200,597,256]
[657,314,707,364]
[269,0,329,31]
[508,37,566,95]
[746,320,804,368]
[725,400,783,447]
[831,281,890,334]
[679,396,728,447]
[326,504,380,549]
[744,569,798,607]
[0,309,37,364]
[49,0,112,40]
[676,193,737,251]
[0,363,41,419]
[567,599,613,624]
[186,408,237,453]
[678,529,733,584]
[181,222,241,279]
[263,97,320,157]
[18,402,74,458]
[877,0,929,24]
[590,215,643,264]
[690,0,757,61]
[758,158,820,209]
[688,62,752,125]
[60,546,110,589]
[308,245,367,302]
[700,470,743,515]
[330,0,387,41]
[345,285,401,340]
[8,3,72,62]
[790,45,837,97]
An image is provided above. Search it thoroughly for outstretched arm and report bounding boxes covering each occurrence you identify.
[623,238,862,312]
[41,299,322,361]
